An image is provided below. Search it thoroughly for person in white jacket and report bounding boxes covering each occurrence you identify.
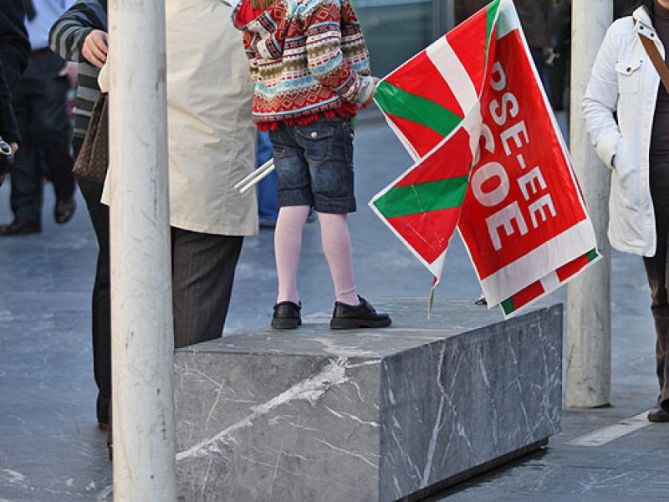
[583,0,669,423]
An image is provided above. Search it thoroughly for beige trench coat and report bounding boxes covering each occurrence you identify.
[166,0,257,236]
[103,0,258,236]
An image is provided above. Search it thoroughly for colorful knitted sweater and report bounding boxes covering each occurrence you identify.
[232,0,374,130]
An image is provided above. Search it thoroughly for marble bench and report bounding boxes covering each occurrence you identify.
[174,300,562,501]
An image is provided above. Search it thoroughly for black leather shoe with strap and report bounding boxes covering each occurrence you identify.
[330,296,392,330]
[271,301,301,329]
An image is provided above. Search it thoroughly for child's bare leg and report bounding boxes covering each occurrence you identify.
[275,205,311,304]
[319,212,360,306]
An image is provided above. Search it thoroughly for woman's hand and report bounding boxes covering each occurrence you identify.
[83,30,108,69]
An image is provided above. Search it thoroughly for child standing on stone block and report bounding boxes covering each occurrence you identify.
[232,0,391,330]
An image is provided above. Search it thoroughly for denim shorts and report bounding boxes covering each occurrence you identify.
[269,118,356,214]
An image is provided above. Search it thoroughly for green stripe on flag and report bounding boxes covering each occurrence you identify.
[586,248,599,261]
[375,81,462,138]
[486,0,501,49]
[501,297,515,315]
[373,176,469,219]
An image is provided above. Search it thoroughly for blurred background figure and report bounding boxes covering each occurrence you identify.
[455,0,555,98]
[0,0,30,186]
[545,0,571,112]
[256,131,279,228]
[0,0,76,236]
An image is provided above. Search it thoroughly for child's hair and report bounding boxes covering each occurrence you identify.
[250,0,275,8]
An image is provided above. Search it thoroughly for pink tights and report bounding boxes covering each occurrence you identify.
[274,205,359,306]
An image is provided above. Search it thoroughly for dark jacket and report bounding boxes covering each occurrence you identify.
[0,0,30,142]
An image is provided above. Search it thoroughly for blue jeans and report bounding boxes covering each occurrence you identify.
[269,118,356,214]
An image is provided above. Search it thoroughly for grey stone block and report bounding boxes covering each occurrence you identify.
[174,300,562,501]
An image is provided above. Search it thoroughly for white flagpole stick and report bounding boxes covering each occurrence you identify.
[239,161,276,194]
[234,158,274,190]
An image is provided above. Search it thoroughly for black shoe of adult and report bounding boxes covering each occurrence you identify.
[648,407,669,423]
[0,219,41,236]
[330,296,392,330]
[271,301,301,329]
[661,397,669,414]
[55,196,76,224]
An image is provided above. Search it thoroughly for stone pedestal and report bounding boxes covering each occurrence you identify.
[174,300,562,501]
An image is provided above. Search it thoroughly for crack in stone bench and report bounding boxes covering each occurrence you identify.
[174,300,562,501]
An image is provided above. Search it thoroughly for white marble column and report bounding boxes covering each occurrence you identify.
[566,0,613,408]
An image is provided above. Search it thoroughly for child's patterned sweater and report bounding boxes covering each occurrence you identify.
[232,0,374,130]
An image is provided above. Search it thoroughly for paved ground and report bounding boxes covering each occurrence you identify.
[0,120,667,501]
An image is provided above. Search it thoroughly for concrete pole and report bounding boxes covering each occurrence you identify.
[566,0,612,408]
[108,0,176,499]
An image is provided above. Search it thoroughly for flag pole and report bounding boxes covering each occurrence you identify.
[109,0,176,498]
[566,0,612,408]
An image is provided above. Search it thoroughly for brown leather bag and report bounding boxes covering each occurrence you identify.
[72,92,108,183]
[638,25,669,94]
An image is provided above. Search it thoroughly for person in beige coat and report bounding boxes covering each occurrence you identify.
[101,0,258,345]
[50,0,257,436]
[163,0,257,346]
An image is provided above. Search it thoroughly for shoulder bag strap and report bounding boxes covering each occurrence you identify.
[638,30,669,94]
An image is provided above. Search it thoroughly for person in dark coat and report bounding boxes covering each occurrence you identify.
[0,0,30,91]
[0,0,78,236]
[0,0,30,143]
[0,0,30,184]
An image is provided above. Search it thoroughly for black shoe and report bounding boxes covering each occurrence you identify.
[648,407,669,423]
[661,397,669,414]
[0,218,41,236]
[330,296,392,330]
[55,196,76,224]
[272,301,301,329]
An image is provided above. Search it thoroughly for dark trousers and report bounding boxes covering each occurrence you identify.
[76,161,244,424]
[77,174,112,424]
[11,51,74,224]
[171,228,244,348]
[643,156,669,413]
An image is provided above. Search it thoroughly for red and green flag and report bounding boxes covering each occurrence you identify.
[370,0,600,318]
